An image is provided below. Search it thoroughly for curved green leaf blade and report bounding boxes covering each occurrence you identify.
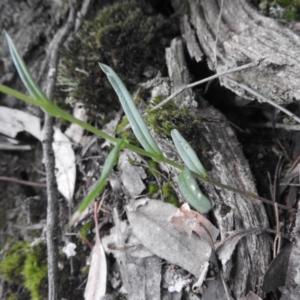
[178,166,212,214]
[99,63,162,158]
[4,32,54,111]
[171,129,208,179]
[0,84,40,106]
[70,139,125,225]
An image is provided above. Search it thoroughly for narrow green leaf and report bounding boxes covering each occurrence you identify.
[70,139,125,225]
[171,129,208,178]
[4,32,54,111]
[178,166,212,214]
[99,63,162,158]
[0,84,40,106]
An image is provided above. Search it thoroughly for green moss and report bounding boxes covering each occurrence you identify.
[0,242,29,282]
[79,221,94,240]
[146,96,212,171]
[0,241,47,300]
[56,1,178,124]
[115,116,129,134]
[23,244,47,300]
[162,182,180,207]
[147,183,160,197]
[257,0,300,20]
[146,160,160,176]
[7,294,17,300]
[146,97,201,137]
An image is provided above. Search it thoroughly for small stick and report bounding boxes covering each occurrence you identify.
[250,122,300,131]
[0,176,46,187]
[226,77,300,124]
[150,59,264,112]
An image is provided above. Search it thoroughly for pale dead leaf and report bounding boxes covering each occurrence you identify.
[52,128,76,202]
[84,226,107,299]
[169,203,219,242]
[0,106,42,140]
[126,199,212,278]
[216,228,262,265]
[64,102,87,144]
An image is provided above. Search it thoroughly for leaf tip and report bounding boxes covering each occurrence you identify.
[99,63,111,75]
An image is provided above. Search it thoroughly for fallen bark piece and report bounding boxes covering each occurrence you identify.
[126,199,212,278]
[165,35,270,298]
[185,0,300,104]
[119,150,146,197]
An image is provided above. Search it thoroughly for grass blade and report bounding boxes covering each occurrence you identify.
[0,84,40,106]
[171,129,208,179]
[4,32,55,112]
[70,139,125,225]
[178,166,212,214]
[99,63,162,158]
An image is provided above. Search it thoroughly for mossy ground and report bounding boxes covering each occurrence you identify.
[0,241,47,300]
[252,0,300,20]
[146,96,212,171]
[56,1,178,126]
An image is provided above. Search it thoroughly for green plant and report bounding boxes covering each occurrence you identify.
[0,32,291,222]
[0,241,47,300]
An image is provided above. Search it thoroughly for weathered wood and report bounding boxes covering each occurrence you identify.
[165,37,270,299]
[183,0,300,104]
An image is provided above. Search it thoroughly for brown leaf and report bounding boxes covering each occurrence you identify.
[169,203,219,242]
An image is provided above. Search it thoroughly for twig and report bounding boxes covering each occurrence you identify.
[42,1,78,299]
[226,77,300,124]
[0,176,46,187]
[150,59,263,112]
[250,121,300,131]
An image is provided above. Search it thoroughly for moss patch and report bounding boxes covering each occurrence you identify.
[255,0,300,20]
[146,97,212,171]
[0,241,47,300]
[56,1,179,124]
[162,182,180,207]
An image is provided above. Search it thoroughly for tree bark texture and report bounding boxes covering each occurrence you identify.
[179,0,300,104]
[165,37,270,299]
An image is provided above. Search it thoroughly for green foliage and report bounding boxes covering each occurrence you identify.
[79,221,94,240]
[257,0,300,20]
[56,1,178,122]
[147,183,160,197]
[0,242,29,282]
[146,96,212,172]
[100,63,163,158]
[162,182,180,207]
[146,160,160,176]
[115,116,129,134]
[23,244,47,300]
[3,31,214,221]
[0,241,47,300]
[7,294,17,300]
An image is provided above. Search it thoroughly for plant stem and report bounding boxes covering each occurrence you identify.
[0,85,292,211]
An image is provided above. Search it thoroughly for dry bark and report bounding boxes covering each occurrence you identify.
[165,37,270,299]
[178,0,300,104]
